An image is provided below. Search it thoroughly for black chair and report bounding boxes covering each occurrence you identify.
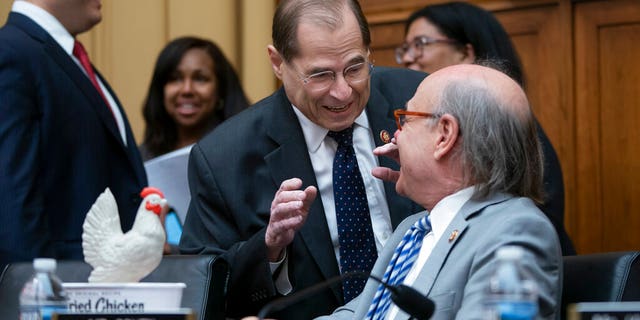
[0,255,228,320]
[561,251,640,319]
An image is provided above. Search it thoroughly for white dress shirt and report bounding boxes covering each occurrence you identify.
[12,1,127,145]
[386,186,475,319]
[292,107,394,259]
[270,106,394,295]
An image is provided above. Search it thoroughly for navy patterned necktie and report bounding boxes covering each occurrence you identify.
[328,126,377,302]
[365,215,432,319]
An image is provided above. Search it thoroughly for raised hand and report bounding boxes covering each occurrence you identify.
[265,178,317,261]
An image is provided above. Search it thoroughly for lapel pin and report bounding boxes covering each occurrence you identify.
[379,130,391,144]
[448,230,459,242]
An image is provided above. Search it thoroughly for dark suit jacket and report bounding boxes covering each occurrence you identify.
[535,122,575,255]
[0,13,147,268]
[180,67,426,319]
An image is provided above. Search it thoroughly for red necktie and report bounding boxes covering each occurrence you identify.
[72,40,114,118]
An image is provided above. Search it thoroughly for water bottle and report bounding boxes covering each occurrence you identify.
[483,246,538,320]
[19,258,68,320]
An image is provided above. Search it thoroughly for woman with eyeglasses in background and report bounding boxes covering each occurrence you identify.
[396,1,576,256]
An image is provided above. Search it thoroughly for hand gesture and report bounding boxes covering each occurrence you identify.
[265,178,317,261]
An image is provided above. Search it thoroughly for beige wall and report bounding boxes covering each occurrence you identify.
[0,0,277,144]
[0,1,9,24]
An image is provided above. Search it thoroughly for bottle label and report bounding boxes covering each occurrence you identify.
[493,301,537,320]
[41,305,67,320]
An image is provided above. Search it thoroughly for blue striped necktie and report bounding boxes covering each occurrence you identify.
[366,215,432,319]
[328,126,377,302]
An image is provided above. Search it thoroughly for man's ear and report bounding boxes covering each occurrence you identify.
[268,45,284,80]
[433,114,460,160]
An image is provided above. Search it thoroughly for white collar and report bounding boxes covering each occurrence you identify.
[291,105,370,153]
[429,186,475,241]
[12,0,75,55]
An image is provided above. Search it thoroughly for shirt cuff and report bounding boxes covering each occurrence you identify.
[269,249,292,295]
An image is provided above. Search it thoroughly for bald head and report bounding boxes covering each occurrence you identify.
[414,64,530,121]
[409,63,544,202]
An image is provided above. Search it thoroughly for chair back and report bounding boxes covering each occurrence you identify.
[562,251,640,319]
[0,255,228,320]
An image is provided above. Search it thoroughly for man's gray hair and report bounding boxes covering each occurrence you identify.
[272,0,371,62]
[433,80,544,203]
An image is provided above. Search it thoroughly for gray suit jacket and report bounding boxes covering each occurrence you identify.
[319,193,562,320]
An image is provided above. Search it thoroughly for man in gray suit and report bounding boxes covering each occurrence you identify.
[318,64,563,319]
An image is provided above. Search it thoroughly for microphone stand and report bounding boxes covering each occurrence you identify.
[257,272,366,320]
[257,271,434,320]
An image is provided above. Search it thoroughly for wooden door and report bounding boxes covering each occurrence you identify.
[574,0,640,253]
[494,4,575,251]
[364,0,640,253]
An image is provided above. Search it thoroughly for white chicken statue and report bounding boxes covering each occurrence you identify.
[82,187,167,282]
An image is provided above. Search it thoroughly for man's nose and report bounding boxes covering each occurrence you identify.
[328,75,352,100]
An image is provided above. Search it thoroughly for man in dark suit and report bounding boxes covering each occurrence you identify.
[179,0,425,318]
[0,0,146,269]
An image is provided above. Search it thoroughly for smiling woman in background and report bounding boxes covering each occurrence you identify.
[397,2,576,255]
[140,36,249,161]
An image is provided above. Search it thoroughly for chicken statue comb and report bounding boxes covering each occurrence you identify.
[140,186,164,198]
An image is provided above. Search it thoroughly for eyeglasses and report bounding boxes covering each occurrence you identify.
[394,109,438,131]
[394,36,459,64]
[290,61,374,93]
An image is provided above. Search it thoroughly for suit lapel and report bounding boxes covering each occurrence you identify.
[409,193,512,298]
[10,13,125,150]
[366,86,417,227]
[47,42,124,148]
[94,69,147,184]
[408,214,469,304]
[263,89,342,300]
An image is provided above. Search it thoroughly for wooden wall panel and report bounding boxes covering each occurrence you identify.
[80,1,167,143]
[370,22,404,67]
[0,0,9,26]
[167,0,237,66]
[495,4,576,247]
[240,0,278,103]
[575,0,640,253]
[364,0,640,253]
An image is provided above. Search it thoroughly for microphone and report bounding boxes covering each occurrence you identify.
[257,271,435,320]
[368,274,435,320]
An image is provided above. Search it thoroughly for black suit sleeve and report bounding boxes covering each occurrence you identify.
[179,143,278,315]
[0,41,53,269]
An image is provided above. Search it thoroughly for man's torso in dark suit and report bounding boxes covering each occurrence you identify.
[0,13,147,268]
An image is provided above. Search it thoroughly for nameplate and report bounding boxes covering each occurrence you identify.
[568,301,640,320]
[51,309,194,320]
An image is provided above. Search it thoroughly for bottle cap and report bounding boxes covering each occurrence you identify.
[33,258,57,272]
